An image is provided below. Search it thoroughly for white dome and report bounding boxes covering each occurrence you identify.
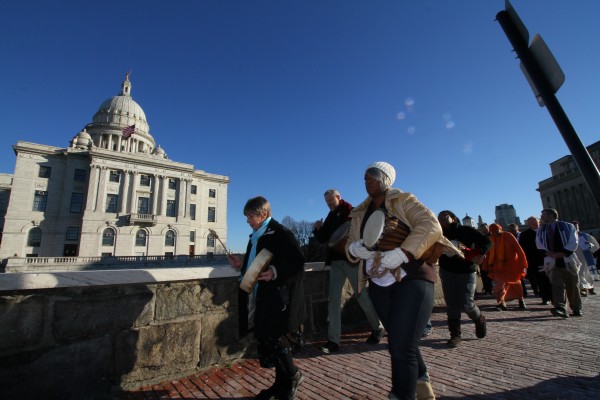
[84,74,156,149]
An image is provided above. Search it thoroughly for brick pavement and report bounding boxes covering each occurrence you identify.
[118,292,600,399]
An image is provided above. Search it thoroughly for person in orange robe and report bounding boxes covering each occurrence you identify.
[485,223,529,310]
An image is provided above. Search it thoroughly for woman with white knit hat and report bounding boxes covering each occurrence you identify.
[345,161,456,400]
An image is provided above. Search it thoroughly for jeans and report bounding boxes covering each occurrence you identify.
[439,268,481,321]
[369,279,434,400]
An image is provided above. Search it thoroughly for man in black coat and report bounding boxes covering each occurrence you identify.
[519,216,552,304]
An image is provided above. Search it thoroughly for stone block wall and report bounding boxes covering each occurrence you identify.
[0,264,454,399]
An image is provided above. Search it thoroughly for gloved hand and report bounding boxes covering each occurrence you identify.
[348,240,375,260]
[380,248,409,269]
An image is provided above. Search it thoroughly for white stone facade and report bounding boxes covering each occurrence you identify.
[0,75,229,260]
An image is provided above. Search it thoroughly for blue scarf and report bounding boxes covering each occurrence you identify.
[246,217,271,274]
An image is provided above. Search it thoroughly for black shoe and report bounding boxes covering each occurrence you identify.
[366,328,383,344]
[280,371,304,400]
[572,309,583,317]
[518,299,527,310]
[540,300,550,305]
[551,308,569,318]
[320,341,339,354]
[255,381,283,400]
[474,314,487,339]
[495,303,508,311]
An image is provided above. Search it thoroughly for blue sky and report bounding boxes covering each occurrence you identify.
[1,1,599,253]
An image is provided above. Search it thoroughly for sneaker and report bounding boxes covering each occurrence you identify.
[446,336,462,348]
[518,299,527,310]
[280,371,304,400]
[320,341,339,354]
[540,300,550,305]
[572,309,583,317]
[551,308,569,318]
[366,328,383,344]
[474,314,486,339]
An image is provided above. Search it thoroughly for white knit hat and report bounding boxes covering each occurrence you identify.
[366,161,396,187]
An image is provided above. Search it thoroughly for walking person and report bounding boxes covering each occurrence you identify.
[535,208,582,318]
[519,216,553,305]
[345,161,459,399]
[486,223,528,311]
[438,211,491,348]
[228,196,306,400]
[312,189,383,353]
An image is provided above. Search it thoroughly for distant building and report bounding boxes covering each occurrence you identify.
[462,214,476,228]
[494,204,521,228]
[0,74,229,261]
[537,140,600,237]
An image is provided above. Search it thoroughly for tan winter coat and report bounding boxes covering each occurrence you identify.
[345,188,461,292]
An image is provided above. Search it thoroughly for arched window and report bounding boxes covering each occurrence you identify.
[102,228,115,246]
[165,230,176,246]
[207,234,215,248]
[27,227,42,247]
[135,230,147,246]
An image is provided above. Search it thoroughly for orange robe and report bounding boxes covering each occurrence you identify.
[486,231,528,302]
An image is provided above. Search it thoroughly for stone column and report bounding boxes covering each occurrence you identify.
[117,135,122,152]
[177,179,186,218]
[152,175,160,215]
[119,170,130,214]
[185,179,192,218]
[128,172,139,214]
[160,176,168,216]
[95,167,108,212]
[107,134,113,151]
[85,165,100,211]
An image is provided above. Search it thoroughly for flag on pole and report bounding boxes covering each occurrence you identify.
[122,124,135,139]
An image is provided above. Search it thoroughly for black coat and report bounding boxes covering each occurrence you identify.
[241,219,306,339]
[439,223,492,274]
[312,199,353,264]
[519,228,545,271]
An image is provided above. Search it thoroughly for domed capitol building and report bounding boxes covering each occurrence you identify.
[0,74,229,264]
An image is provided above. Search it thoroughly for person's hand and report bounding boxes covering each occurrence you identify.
[380,248,409,269]
[227,254,242,269]
[348,240,375,260]
[314,219,323,230]
[257,267,275,281]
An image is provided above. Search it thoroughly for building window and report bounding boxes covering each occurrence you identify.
[66,226,80,241]
[135,230,147,246]
[209,188,216,198]
[208,207,216,222]
[140,175,151,187]
[39,166,51,178]
[165,230,176,246]
[74,169,86,182]
[109,170,120,183]
[137,197,150,214]
[27,227,42,247]
[190,231,196,242]
[190,204,196,220]
[70,193,83,213]
[166,200,176,217]
[33,191,48,212]
[207,234,215,248]
[191,185,197,194]
[106,194,118,213]
[102,228,115,246]
[168,179,177,190]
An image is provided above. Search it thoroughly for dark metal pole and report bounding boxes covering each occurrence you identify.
[496,10,600,209]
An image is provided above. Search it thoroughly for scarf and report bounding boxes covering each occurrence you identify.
[246,217,271,270]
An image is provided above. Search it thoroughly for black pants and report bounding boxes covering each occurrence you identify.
[369,279,434,400]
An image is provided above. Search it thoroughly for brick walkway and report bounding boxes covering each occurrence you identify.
[118,292,600,399]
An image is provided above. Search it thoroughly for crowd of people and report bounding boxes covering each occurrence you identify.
[227,161,599,400]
